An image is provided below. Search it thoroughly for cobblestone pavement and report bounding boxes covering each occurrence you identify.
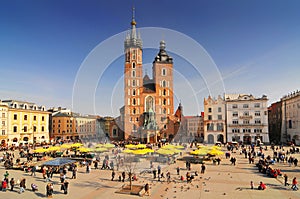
[0,146,299,199]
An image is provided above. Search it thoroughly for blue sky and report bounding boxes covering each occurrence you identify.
[1,0,300,116]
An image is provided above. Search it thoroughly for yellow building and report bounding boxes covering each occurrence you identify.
[2,100,50,146]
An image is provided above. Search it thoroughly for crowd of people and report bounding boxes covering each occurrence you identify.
[0,141,299,198]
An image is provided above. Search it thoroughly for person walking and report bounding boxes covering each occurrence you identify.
[153,168,157,179]
[72,166,77,179]
[157,165,161,177]
[63,181,69,194]
[122,171,126,182]
[292,177,298,191]
[19,178,26,194]
[2,180,7,192]
[250,181,254,189]
[166,172,171,184]
[42,166,46,179]
[10,178,15,191]
[4,171,9,179]
[284,174,288,186]
[201,163,206,174]
[111,170,115,181]
[144,183,150,196]
[46,183,53,198]
[31,165,36,176]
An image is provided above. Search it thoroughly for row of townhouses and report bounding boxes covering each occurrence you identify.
[1,91,299,146]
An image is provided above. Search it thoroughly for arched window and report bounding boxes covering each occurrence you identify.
[133,98,136,105]
[163,99,167,105]
[162,68,167,76]
[132,89,136,96]
[132,62,136,69]
[132,80,136,87]
[145,96,154,112]
[132,70,136,77]
[133,108,136,114]
[163,89,166,96]
[162,80,166,87]
[163,108,166,114]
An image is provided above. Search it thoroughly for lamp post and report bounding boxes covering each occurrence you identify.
[32,126,35,150]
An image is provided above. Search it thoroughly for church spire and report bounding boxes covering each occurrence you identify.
[131,6,136,26]
[124,7,142,50]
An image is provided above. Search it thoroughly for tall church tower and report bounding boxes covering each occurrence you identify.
[152,40,174,130]
[124,8,143,139]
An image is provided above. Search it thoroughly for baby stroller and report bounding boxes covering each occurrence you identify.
[31,183,38,192]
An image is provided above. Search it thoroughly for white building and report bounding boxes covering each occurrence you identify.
[281,91,300,145]
[225,94,269,144]
[0,102,8,145]
[204,95,226,144]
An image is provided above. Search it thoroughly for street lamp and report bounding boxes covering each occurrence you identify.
[32,126,35,150]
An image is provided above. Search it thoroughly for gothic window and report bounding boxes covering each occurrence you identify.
[132,70,136,77]
[132,50,136,60]
[132,89,136,96]
[163,89,166,96]
[163,99,167,105]
[162,68,167,76]
[145,96,154,112]
[163,108,166,114]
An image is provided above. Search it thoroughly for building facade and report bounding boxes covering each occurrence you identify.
[268,101,282,144]
[0,103,8,146]
[185,115,204,143]
[122,11,175,142]
[225,94,269,144]
[281,91,300,145]
[203,96,226,144]
[2,100,50,146]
